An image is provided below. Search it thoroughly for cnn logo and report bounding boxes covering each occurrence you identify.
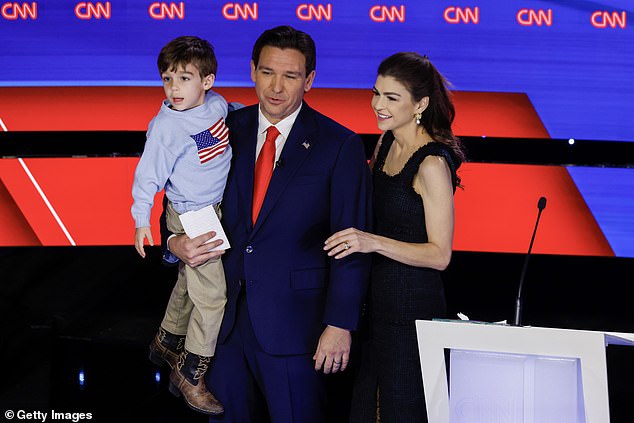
[444,6,479,24]
[75,2,111,19]
[591,10,626,29]
[517,9,552,26]
[369,5,405,23]
[149,2,184,20]
[297,4,331,21]
[1,2,37,19]
[222,2,257,20]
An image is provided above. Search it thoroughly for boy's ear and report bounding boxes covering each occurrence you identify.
[203,74,215,90]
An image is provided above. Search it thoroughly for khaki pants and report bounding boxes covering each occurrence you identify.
[161,202,227,357]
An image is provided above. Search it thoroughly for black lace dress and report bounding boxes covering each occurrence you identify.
[350,131,460,423]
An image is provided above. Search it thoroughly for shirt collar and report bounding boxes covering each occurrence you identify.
[257,103,303,140]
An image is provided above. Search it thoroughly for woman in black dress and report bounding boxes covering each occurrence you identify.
[324,52,464,422]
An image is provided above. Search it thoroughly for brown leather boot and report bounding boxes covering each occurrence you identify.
[148,327,185,369]
[169,350,223,415]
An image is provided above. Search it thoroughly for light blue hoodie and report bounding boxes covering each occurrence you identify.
[131,90,231,228]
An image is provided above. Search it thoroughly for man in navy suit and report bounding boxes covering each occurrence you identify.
[167,26,372,422]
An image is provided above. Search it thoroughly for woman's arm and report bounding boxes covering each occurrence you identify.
[324,155,455,270]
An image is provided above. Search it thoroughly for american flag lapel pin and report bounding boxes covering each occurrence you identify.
[302,140,310,150]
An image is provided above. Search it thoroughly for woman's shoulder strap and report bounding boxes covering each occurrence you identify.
[374,131,395,170]
[408,141,460,189]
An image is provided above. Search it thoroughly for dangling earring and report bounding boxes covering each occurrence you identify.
[414,112,422,125]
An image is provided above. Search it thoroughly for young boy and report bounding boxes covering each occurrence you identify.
[131,36,229,416]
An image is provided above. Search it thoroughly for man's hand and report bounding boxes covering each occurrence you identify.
[313,325,351,374]
[168,231,225,267]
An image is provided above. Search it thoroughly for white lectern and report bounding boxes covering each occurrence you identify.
[415,320,634,423]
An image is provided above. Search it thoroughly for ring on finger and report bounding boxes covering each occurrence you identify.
[343,241,350,250]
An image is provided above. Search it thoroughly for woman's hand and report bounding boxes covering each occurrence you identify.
[324,227,376,259]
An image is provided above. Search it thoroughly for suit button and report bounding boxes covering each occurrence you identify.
[245,245,253,254]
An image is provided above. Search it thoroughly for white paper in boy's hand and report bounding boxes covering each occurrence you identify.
[178,204,230,251]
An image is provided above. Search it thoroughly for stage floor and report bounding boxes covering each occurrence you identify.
[1,247,632,422]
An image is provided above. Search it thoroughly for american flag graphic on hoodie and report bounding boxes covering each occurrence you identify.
[191,118,229,164]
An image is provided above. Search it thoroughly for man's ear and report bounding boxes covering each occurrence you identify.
[250,60,257,83]
[304,70,316,93]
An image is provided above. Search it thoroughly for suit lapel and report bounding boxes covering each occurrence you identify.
[251,104,316,235]
[232,108,259,232]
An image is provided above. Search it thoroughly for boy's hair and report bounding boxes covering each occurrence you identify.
[252,26,316,77]
[157,36,217,78]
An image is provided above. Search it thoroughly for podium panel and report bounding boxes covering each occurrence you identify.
[450,350,584,423]
[415,320,634,423]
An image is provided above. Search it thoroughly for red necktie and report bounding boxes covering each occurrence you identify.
[252,125,280,225]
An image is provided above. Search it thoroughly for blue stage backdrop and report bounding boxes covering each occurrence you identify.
[1,0,633,142]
